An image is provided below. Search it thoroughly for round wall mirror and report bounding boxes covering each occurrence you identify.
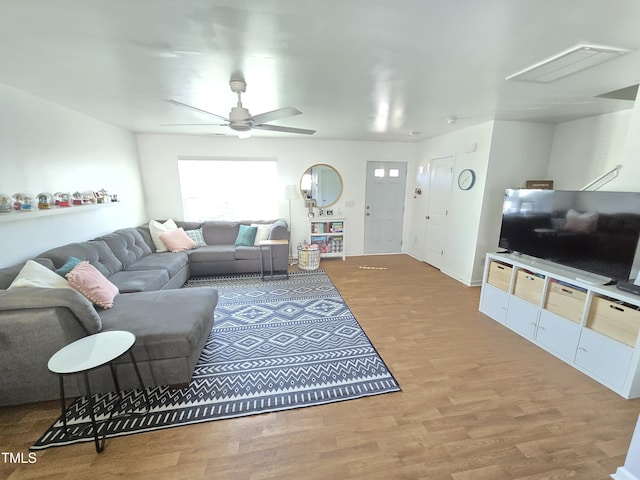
[300,164,343,208]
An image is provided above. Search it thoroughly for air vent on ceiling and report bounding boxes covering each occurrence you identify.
[506,44,632,83]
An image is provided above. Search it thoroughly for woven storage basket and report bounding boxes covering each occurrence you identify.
[298,246,320,271]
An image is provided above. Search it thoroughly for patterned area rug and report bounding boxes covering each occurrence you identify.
[32,270,400,450]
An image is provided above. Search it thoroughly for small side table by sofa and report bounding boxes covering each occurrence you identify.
[258,239,289,280]
[47,330,149,453]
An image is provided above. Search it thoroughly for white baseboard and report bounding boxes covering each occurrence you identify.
[611,467,640,480]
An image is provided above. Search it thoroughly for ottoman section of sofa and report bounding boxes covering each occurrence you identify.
[98,287,218,390]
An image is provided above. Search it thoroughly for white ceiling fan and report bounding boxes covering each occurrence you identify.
[166,77,316,137]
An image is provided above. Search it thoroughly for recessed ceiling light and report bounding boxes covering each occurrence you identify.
[506,43,632,83]
[409,130,421,136]
[446,116,457,124]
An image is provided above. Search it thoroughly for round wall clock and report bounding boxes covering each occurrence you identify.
[457,168,476,190]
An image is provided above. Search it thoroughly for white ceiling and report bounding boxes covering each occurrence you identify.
[1,0,639,142]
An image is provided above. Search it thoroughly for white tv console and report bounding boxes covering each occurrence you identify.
[479,252,640,399]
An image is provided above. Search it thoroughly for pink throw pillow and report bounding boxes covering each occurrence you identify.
[66,261,119,308]
[160,227,197,252]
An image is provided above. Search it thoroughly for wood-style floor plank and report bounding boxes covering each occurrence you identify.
[1,254,639,479]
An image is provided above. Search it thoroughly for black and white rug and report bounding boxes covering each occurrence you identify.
[32,270,400,450]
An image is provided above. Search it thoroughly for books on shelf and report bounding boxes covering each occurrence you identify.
[310,221,344,234]
[310,235,344,254]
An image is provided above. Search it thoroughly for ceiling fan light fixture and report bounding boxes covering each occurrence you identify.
[505,43,632,83]
[237,130,252,139]
[230,124,252,132]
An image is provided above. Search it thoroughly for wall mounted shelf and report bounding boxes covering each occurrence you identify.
[0,202,118,224]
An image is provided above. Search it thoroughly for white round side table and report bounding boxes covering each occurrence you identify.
[48,330,149,452]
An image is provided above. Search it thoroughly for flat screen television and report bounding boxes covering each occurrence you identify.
[498,189,640,282]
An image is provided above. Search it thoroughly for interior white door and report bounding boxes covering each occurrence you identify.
[423,156,454,268]
[364,162,407,254]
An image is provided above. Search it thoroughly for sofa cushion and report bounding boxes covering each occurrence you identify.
[85,241,124,276]
[185,228,207,247]
[202,221,239,245]
[107,269,170,293]
[39,241,123,277]
[235,225,258,246]
[160,227,197,252]
[8,260,73,290]
[66,261,119,309]
[234,246,260,260]
[188,245,237,263]
[175,221,203,231]
[55,256,81,277]
[99,288,218,361]
[0,258,55,290]
[135,225,156,252]
[252,223,272,245]
[149,219,178,252]
[98,228,153,268]
[125,252,188,277]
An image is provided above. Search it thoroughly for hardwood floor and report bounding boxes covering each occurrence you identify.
[2,254,639,479]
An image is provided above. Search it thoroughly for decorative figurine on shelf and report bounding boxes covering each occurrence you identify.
[0,194,11,213]
[37,193,53,209]
[110,194,119,202]
[54,192,71,207]
[12,193,33,211]
[95,188,110,204]
[72,192,84,205]
[82,191,96,204]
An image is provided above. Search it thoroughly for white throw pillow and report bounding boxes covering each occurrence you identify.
[252,223,272,245]
[8,260,73,290]
[149,219,178,252]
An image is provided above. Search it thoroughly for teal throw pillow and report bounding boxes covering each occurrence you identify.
[55,256,82,277]
[185,228,207,247]
[235,225,258,246]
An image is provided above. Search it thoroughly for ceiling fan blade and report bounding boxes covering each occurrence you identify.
[253,123,316,135]
[161,123,228,126]
[166,99,229,121]
[250,107,302,125]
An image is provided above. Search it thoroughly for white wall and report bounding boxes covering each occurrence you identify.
[0,83,146,268]
[135,134,416,258]
[407,121,554,286]
[546,109,633,190]
[475,121,554,282]
[618,100,640,191]
[408,121,494,285]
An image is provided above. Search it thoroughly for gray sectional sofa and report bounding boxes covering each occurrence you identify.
[0,219,289,406]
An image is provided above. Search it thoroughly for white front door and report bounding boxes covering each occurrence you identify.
[423,156,454,268]
[364,162,407,254]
